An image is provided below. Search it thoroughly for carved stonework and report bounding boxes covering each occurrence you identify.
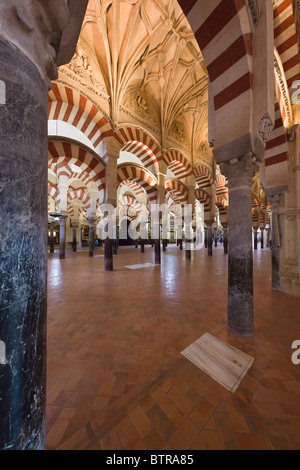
[247,0,260,27]
[56,77,111,124]
[59,40,110,102]
[293,0,300,54]
[195,141,213,166]
[274,49,293,128]
[220,154,259,189]
[0,0,70,89]
[258,113,274,142]
[122,91,159,127]
[170,120,186,145]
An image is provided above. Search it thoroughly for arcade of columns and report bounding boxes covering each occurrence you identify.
[1,0,300,450]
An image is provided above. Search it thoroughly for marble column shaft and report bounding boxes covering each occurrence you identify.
[221,155,258,336]
[207,225,213,256]
[0,37,48,450]
[253,228,258,250]
[59,216,68,260]
[88,220,96,258]
[223,226,228,255]
[49,226,55,253]
[72,227,77,252]
[104,215,113,271]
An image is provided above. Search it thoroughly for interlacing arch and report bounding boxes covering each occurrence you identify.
[252,207,259,226]
[195,189,211,214]
[119,195,145,219]
[215,196,228,217]
[67,189,91,211]
[165,179,188,207]
[68,203,85,219]
[117,165,157,202]
[113,126,161,175]
[194,164,214,192]
[48,139,106,203]
[164,150,193,180]
[119,180,146,198]
[215,174,228,200]
[48,82,111,157]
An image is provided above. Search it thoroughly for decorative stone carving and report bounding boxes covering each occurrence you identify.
[170,120,186,144]
[247,0,260,27]
[60,40,109,101]
[292,0,300,54]
[122,91,159,127]
[220,154,259,189]
[258,113,274,142]
[0,0,70,89]
[274,49,293,128]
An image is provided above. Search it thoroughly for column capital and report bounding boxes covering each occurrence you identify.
[265,186,287,212]
[0,1,87,89]
[86,217,97,226]
[71,220,79,229]
[58,214,68,223]
[220,154,259,189]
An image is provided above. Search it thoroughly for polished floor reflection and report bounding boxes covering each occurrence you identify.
[46,244,300,450]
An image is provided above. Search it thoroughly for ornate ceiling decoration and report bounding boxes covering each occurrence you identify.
[57,0,209,165]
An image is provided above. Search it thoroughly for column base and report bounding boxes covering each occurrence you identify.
[227,323,254,337]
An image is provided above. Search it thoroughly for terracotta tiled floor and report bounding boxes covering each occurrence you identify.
[46,244,300,450]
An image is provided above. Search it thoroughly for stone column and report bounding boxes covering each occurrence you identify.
[220,155,259,336]
[72,222,79,252]
[204,227,208,248]
[266,228,270,249]
[253,228,258,250]
[49,224,55,254]
[260,227,265,249]
[268,194,282,290]
[104,212,113,271]
[185,219,191,260]
[154,222,161,264]
[113,239,118,255]
[140,219,146,254]
[206,221,213,256]
[88,218,96,257]
[223,224,228,255]
[214,228,218,247]
[59,215,68,260]
[0,0,79,450]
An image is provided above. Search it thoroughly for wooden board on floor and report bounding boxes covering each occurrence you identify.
[181,333,254,393]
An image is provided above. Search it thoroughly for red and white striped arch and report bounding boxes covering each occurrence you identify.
[113,127,161,174]
[195,189,211,213]
[165,179,188,207]
[274,1,300,94]
[252,207,259,226]
[117,165,157,202]
[48,140,106,202]
[119,195,145,218]
[215,196,228,217]
[48,83,112,157]
[120,179,146,198]
[178,0,253,144]
[48,184,58,213]
[194,164,214,192]
[68,204,85,219]
[67,189,91,211]
[164,150,193,180]
[216,174,228,200]
[265,102,288,167]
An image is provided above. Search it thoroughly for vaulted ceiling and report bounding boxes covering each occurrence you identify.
[58,0,209,165]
